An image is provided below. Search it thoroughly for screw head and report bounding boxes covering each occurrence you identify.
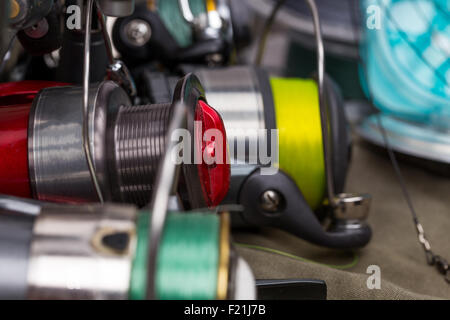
[206,53,223,66]
[24,18,49,39]
[124,19,152,46]
[260,190,282,213]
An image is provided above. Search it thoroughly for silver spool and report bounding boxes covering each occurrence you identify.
[27,204,137,299]
[196,66,267,165]
[28,81,130,203]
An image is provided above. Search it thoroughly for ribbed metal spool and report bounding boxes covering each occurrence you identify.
[30,81,175,206]
[113,103,172,207]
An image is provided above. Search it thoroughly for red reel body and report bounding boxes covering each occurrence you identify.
[0,81,68,197]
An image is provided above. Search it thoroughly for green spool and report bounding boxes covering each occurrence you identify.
[129,211,220,300]
[271,78,326,210]
[157,0,207,47]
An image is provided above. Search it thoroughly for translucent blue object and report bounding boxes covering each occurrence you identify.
[360,0,450,128]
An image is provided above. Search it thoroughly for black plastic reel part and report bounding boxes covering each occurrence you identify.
[239,167,371,249]
[228,0,253,51]
[256,279,327,300]
[112,3,238,67]
[112,3,180,67]
[309,72,351,194]
[17,3,63,56]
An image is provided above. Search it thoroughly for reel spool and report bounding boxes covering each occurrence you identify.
[139,66,372,249]
[0,74,230,209]
[0,196,255,300]
[131,211,254,300]
[358,0,450,166]
[112,0,251,66]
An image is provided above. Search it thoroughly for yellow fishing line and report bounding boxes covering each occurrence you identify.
[271,78,326,210]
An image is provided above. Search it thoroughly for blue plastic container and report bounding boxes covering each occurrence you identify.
[360,0,450,129]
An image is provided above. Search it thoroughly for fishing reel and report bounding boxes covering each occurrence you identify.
[11,0,136,58]
[202,67,372,249]
[0,195,255,300]
[0,0,64,58]
[138,65,372,249]
[112,0,251,67]
[0,73,230,209]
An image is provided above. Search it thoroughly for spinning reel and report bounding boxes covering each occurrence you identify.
[0,0,230,210]
[200,0,373,249]
[112,0,251,67]
[200,67,372,249]
[137,1,372,249]
[0,75,229,209]
[141,66,372,249]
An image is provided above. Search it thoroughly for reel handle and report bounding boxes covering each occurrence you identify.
[239,168,372,249]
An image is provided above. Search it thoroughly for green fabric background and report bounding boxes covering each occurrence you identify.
[233,139,450,300]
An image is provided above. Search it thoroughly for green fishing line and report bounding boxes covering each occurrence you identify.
[157,0,207,47]
[130,212,220,300]
[235,242,359,270]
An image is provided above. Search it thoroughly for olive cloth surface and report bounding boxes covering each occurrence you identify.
[233,140,450,300]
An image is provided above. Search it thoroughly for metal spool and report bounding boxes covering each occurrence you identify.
[0,195,256,300]
[113,103,172,207]
[28,74,210,207]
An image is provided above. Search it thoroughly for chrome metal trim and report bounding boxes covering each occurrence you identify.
[27,204,137,300]
[196,66,267,165]
[29,81,130,203]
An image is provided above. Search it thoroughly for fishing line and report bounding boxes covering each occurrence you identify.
[235,242,359,270]
[351,0,449,283]
[271,78,326,210]
[130,212,223,300]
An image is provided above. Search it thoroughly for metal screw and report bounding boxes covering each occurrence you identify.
[206,53,223,66]
[260,190,282,213]
[124,19,152,46]
[24,18,49,39]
